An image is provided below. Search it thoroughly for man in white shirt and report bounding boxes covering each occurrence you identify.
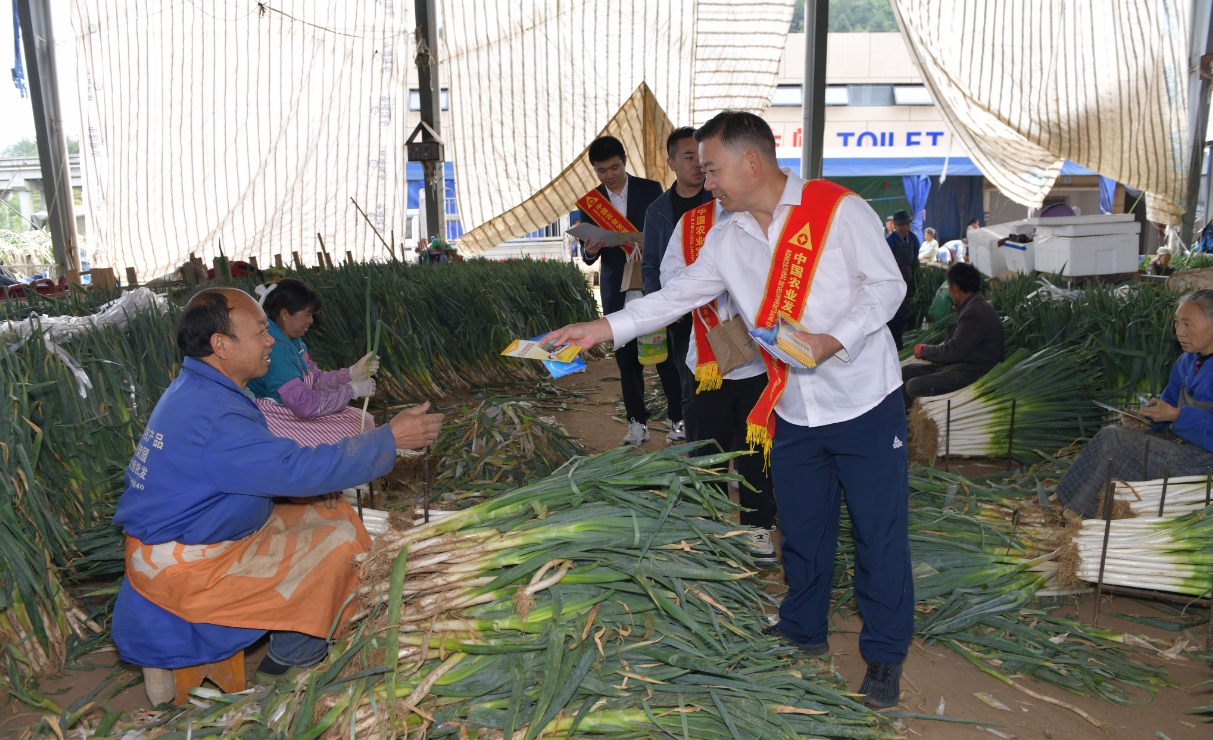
[545,111,913,708]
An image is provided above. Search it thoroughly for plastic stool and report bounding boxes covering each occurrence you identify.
[172,650,246,704]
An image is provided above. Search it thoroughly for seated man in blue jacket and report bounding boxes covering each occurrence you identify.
[1058,288,1213,517]
[112,288,442,704]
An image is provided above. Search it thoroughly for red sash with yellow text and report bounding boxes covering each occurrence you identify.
[577,189,639,258]
[679,201,722,392]
[746,181,853,460]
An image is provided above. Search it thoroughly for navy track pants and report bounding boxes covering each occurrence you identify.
[770,389,914,664]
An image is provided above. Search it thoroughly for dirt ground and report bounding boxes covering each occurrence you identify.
[9,355,1211,738]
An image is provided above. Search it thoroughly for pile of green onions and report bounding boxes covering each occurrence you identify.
[908,347,1104,462]
[1065,503,1213,597]
[1114,474,1213,518]
[84,446,897,740]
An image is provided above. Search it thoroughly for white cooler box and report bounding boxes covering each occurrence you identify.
[1000,240,1035,273]
[969,223,1024,276]
[1031,215,1141,276]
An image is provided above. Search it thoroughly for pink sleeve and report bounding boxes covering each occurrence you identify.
[303,352,352,390]
[277,376,356,419]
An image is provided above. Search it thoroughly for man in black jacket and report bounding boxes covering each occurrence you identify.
[902,262,1005,409]
[641,127,714,432]
[885,210,919,350]
[578,136,684,446]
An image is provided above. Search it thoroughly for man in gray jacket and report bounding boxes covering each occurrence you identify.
[642,127,715,429]
[902,262,1005,408]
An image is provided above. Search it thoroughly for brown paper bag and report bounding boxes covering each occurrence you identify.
[706,315,759,376]
[620,258,645,292]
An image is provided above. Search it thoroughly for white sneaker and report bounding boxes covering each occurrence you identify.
[744,528,778,563]
[622,420,650,447]
[667,420,686,443]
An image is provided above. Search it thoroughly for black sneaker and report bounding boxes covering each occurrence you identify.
[859,661,902,708]
[761,623,829,656]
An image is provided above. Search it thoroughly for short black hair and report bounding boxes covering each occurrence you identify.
[666,126,697,158]
[177,289,235,358]
[262,278,321,322]
[968,218,981,226]
[946,262,982,294]
[588,136,626,165]
[693,110,777,162]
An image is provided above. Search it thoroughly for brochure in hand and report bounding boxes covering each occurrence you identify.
[566,223,643,248]
[501,337,586,378]
[748,313,817,369]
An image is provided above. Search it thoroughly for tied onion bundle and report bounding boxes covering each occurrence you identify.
[908,347,1104,463]
[87,446,898,740]
[1062,503,1213,597]
[829,465,1173,707]
[394,398,588,504]
[1114,475,1213,519]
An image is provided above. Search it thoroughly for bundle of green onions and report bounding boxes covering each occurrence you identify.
[82,447,898,740]
[1062,504,1213,597]
[908,347,1104,462]
[1113,474,1213,518]
[830,465,1173,712]
[393,398,588,504]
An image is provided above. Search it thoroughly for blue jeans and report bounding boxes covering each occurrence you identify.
[770,390,914,664]
[267,631,328,668]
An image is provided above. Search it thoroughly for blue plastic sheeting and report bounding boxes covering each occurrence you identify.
[776,157,1096,177]
[924,175,983,242]
[1099,175,1117,214]
[902,175,931,240]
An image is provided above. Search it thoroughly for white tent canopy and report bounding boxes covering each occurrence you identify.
[890,0,1192,225]
[69,0,795,272]
[72,1,414,280]
[438,0,796,253]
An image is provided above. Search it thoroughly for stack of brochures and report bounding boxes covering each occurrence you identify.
[748,314,816,369]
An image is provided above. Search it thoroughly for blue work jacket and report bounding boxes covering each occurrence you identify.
[110,357,396,668]
[1156,352,1213,451]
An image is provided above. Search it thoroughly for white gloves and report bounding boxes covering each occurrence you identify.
[350,352,380,380]
[349,377,376,399]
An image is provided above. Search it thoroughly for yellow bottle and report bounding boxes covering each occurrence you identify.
[637,329,669,366]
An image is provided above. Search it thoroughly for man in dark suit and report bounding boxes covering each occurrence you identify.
[578,136,683,446]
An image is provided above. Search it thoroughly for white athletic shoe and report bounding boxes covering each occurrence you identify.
[667,420,686,443]
[622,420,650,447]
[744,528,778,564]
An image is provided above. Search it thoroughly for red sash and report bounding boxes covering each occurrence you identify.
[679,201,722,392]
[577,189,639,258]
[745,180,853,461]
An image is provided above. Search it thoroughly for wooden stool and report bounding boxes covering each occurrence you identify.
[171,650,246,704]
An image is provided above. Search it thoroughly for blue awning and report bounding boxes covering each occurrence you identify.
[777,157,1097,178]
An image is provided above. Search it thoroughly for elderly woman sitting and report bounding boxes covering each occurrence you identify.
[1057,289,1213,518]
[247,279,378,445]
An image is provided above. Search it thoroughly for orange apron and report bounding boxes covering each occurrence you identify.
[124,499,371,637]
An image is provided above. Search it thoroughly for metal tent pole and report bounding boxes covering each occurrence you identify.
[800,0,828,181]
[1182,0,1213,246]
[14,0,79,276]
[415,0,444,244]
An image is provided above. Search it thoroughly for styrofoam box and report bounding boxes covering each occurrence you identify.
[969,222,1024,276]
[1030,213,1140,238]
[1033,232,1139,276]
[1001,240,1035,274]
